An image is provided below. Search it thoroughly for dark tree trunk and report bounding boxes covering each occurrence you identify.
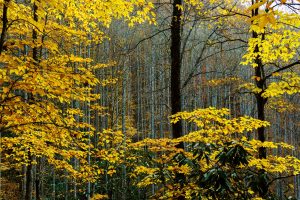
[252,0,267,159]
[32,2,40,199]
[35,158,41,200]
[0,0,10,54]
[32,1,38,62]
[253,28,267,159]
[252,3,268,197]
[21,165,27,199]
[170,0,184,149]
[25,151,33,200]
[171,1,185,200]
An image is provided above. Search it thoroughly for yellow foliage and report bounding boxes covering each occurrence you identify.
[266,98,299,113]
[0,0,155,187]
[263,72,300,98]
[91,194,109,200]
[131,107,300,199]
[242,9,300,67]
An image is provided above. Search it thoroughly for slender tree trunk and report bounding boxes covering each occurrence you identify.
[254,60,267,159]
[32,1,38,62]
[121,61,128,200]
[23,36,33,199]
[201,65,207,107]
[73,45,79,200]
[21,165,27,199]
[86,35,92,200]
[87,100,91,200]
[137,45,142,141]
[65,171,68,200]
[35,157,41,200]
[252,2,268,197]
[170,0,183,148]
[30,3,39,199]
[25,151,33,200]
[150,42,155,139]
[52,168,56,200]
[33,156,36,200]
[0,0,10,55]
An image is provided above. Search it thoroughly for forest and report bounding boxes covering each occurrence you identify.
[0,0,300,199]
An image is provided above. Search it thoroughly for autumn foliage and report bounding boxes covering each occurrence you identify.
[0,0,299,199]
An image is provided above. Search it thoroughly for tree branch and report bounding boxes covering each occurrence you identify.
[265,60,300,80]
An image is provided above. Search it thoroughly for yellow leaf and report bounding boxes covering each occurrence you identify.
[91,194,108,200]
[247,0,267,11]
[267,13,276,25]
[251,76,261,81]
[3,87,9,93]
[259,15,269,28]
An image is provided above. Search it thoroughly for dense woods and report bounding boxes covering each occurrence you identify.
[0,0,300,199]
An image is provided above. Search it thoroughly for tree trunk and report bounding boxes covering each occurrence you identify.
[252,2,268,197]
[25,151,33,200]
[35,157,41,200]
[0,0,10,55]
[171,2,185,200]
[121,60,128,200]
[170,0,183,148]
[254,60,267,159]
[21,165,27,199]
[32,1,38,62]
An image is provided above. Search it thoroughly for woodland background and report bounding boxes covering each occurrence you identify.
[0,0,300,199]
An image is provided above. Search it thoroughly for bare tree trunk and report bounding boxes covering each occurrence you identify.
[65,171,68,200]
[170,0,183,148]
[35,157,41,200]
[150,42,156,139]
[86,35,92,200]
[21,165,27,199]
[121,60,128,200]
[52,168,56,200]
[25,151,33,200]
[0,0,10,55]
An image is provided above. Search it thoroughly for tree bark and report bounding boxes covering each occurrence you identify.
[21,165,27,199]
[32,1,38,62]
[25,151,33,200]
[170,0,183,149]
[37,157,44,200]
[252,2,268,197]
[0,0,10,55]
[252,8,267,156]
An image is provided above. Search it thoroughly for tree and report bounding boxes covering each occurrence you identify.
[241,0,300,196]
[0,0,154,198]
[1,0,299,199]
[131,107,300,199]
[170,0,184,147]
